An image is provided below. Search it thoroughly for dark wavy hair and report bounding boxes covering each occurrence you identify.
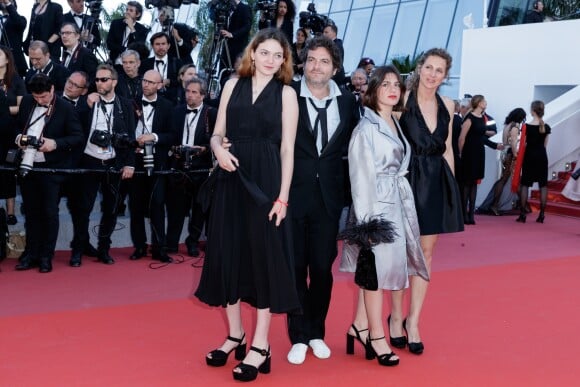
[363,65,405,113]
[277,0,296,20]
[0,46,17,89]
[238,28,294,85]
[301,36,342,71]
[504,107,526,125]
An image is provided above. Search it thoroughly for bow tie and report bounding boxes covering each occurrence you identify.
[74,14,83,18]
[155,60,164,65]
[186,108,198,115]
[100,99,115,105]
[142,100,156,107]
[63,96,77,106]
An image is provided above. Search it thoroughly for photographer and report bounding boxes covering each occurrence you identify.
[217,0,251,72]
[59,22,98,83]
[156,6,193,62]
[141,32,182,104]
[128,70,176,263]
[71,64,136,265]
[106,1,149,65]
[166,77,215,257]
[258,0,295,44]
[0,0,28,77]
[322,23,346,87]
[25,40,70,93]
[14,73,83,273]
[62,0,102,51]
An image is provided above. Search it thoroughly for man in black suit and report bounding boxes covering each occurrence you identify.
[141,32,182,105]
[286,36,358,364]
[59,22,98,83]
[14,73,83,273]
[63,0,101,51]
[523,1,544,23]
[114,49,142,105]
[166,77,216,257]
[127,70,176,263]
[217,0,251,75]
[71,64,135,265]
[322,23,346,87]
[106,1,148,65]
[0,0,28,76]
[25,40,70,93]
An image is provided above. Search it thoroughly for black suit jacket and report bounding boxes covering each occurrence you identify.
[17,94,83,169]
[58,93,91,166]
[24,60,71,93]
[290,81,359,219]
[1,4,28,77]
[23,1,63,60]
[62,11,102,49]
[107,18,149,64]
[137,96,177,170]
[114,70,142,105]
[62,44,99,82]
[85,95,136,169]
[222,2,252,65]
[172,104,217,170]
[141,57,182,104]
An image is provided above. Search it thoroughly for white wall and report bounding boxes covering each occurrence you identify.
[460,19,580,204]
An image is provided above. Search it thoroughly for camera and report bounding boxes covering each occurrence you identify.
[19,135,44,149]
[145,0,199,9]
[209,0,236,28]
[172,145,203,170]
[89,130,113,148]
[299,2,330,35]
[85,0,103,17]
[255,0,277,25]
[112,133,137,149]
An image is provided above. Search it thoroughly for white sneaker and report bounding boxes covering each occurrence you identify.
[287,343,308,364]
[309,339,331,359]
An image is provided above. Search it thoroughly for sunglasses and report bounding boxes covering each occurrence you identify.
[95,77,112,83]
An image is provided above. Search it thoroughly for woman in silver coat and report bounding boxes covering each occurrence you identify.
[340,66,429,366]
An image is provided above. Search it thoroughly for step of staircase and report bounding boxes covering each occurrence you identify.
[528,198,580,218]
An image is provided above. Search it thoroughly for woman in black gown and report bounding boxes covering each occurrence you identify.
[516,100,551,223]
[393,48,463,355]
[195,28,299,382]
[459,95,488,225]
[23,0,63,60]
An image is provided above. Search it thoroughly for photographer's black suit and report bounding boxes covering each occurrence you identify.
[287,81,358,344]
[16,95,83,270]
[129,96,177,257]
[24,60,70,93]
[220,1,251,69]
[106,18,149,64]
[140,57,182,105]
[166,103,216,254]
[62,44,99,84]
[1,4,28,77]
[72,95,136,260]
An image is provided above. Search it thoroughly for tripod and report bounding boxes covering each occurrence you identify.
[205,24,234,98]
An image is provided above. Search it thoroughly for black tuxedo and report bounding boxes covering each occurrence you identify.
[107,18,149,64]
[63,11,102,50]
[166,103,216,252]
[1,4,28,76]
[141,56,182,104]
[115,70,142,105]
[23,1,63,60]
[72,95,136,256]
[166,23,194,62]
[129,96,177,255]
[25,60,70,93]
[17,94,83,266]
[61,44,99,83]
[221,1,251,68]
[287,81,359,344]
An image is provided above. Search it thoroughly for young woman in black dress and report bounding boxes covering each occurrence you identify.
[195,29,299,382]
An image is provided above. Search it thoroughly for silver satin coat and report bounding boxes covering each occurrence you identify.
[340,108,430,290]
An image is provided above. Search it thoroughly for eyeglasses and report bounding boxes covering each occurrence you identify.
[95,77,112,83]
[142,78,159,85]
[60,31,77,36]
[66,79,86,89]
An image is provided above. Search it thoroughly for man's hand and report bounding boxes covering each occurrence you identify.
[136,134,156,147]
[220,29,233,39]
[38,137,57,153]
[121,166,134,179]
[86,92,100,108]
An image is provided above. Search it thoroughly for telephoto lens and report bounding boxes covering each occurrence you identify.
[143,141,155,176]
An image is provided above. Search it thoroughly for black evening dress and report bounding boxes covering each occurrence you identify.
[521,123,551,187]
[195,77,300,314]
[399,91,464,236]
[460,112,487,183]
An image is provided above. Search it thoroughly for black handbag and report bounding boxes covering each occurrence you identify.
[5,148,22,165]
[354,247,378,291]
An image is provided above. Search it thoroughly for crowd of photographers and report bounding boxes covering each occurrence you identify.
[0,0,377,273]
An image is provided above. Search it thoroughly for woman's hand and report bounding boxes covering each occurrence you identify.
[268,200,288,226]
[214,146,239,172]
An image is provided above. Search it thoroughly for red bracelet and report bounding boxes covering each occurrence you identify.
[274,198,288,207]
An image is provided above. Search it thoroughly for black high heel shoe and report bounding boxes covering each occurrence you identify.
[232,346,271,382]
[403,319,424,355]
[364,336,399,366]
[346,324,368,355]
[536,212,545,223]
[387,315,407,349]
[516,214,527,223]
[206,333,246,367]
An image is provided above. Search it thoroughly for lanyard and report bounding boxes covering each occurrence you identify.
[98,100,113,132]
[139,106,155,134]
[185,110,200,145]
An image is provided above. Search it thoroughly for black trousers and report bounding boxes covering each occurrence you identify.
[20,171,65,260]
[128,157,167,252]
[72,155,122,252]
[287,185,339,344]
[165,169,208,250]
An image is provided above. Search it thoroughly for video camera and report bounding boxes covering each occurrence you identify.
[171,145,204,171]
[299,1,330,35]
[85,0,103,17]
[255,0,278,22]
[145,0,199,9]
[209,0,236,29]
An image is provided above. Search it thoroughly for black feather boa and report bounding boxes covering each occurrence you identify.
[337,216,398,249]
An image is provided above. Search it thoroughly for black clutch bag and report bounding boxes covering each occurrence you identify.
[354,247,378,291]
[5,149,22,165]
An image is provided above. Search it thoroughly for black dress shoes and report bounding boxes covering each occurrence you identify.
[83,243,99,257]
[15,253,38,271]
[130,247,148,260]
[165,246,178,254]
[98,252,115,265]
[70,251,82,267]
[187,243,199,257]
[39,257,53,273]
[152,253,173,263]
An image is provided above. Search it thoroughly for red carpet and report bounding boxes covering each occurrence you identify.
[1,214,579,386]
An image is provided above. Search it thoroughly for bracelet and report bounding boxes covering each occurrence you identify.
[274,198,288,207]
